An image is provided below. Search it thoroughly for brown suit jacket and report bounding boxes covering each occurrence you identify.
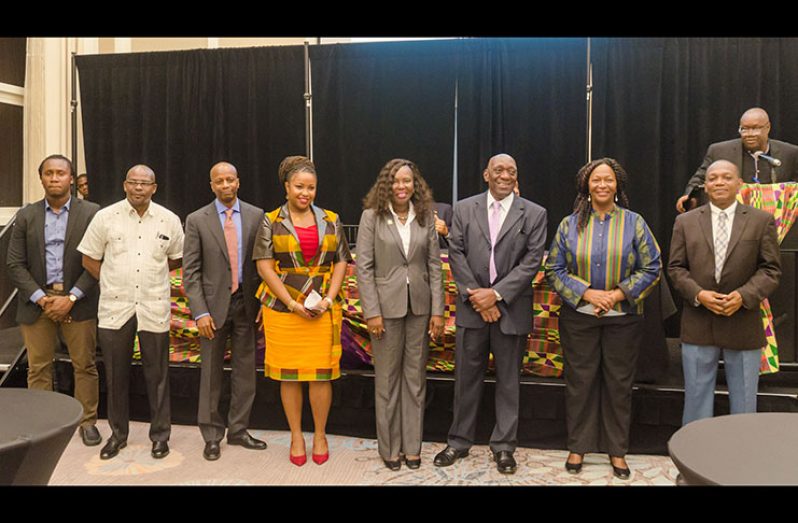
[668,203,781,350]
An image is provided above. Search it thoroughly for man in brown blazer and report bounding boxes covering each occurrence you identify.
[668,159,781,425]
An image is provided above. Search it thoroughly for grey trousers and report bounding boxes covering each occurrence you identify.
[98,316,171,442]
[372,313,430,460]
[198,291,257,443]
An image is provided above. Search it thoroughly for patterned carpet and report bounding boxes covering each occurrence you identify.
[49,421,679,486]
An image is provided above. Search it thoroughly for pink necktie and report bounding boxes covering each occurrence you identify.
[224,209,239,294]
[489,201,501,283]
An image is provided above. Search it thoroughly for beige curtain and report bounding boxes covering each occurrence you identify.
[22,37,46,204]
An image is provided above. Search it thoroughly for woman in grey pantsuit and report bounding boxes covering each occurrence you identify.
[356,159,445,471]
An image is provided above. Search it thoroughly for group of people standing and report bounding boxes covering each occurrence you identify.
[6,105,787,479]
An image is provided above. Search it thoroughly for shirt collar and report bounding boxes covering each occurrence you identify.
[710,201,738,217]
[215,198,240,215]
[388,201,415,220]
[45,197,72,212]
[487,191,514,212]
[124,198,155,217]
[747,142,771,158]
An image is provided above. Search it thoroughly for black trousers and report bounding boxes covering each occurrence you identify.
[197,291,257,443]
[99,316,171,442]
[558,305,643,456]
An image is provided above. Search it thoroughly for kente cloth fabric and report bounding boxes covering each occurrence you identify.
[737,182,798,374]
[262,306,340,381]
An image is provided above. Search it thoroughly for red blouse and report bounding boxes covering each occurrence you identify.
[294,224,319,262]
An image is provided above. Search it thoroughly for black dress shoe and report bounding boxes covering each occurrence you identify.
[433,446,469,467]
[79,425,102,446]
[100,437,126,460]
[404,456,421,470]
[227,432,268,450]
[565,453,584,474]
[493,450,517,475]
[151,441,170,459]
[383,458,401,471]
[203,441,221,461]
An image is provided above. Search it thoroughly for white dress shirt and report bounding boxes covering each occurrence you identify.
[388,201,416,284]
[78,199,184,332]
[486,190,513,233]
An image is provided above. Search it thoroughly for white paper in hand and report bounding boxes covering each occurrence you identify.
[304,290,325,311]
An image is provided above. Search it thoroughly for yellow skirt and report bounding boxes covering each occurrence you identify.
[262,306,341,381]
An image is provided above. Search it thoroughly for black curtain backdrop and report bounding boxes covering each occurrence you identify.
[592,37,798,257]
[77,46,306,220]
[456,38,588,241]
[309,40,459,224]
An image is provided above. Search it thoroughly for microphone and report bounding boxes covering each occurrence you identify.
[754,151,783,167]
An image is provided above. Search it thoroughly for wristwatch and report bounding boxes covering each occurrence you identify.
[68,294,77,303]
[493,290,503,301]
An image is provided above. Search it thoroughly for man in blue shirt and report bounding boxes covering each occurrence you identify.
[7,155,102,446]
[183,162,267,461]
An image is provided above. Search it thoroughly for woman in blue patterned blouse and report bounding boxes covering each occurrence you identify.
[545,158,661,480]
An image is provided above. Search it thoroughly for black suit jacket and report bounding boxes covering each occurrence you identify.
[683,138,798,197]
[182,200,264,324]
[6,198,100,324]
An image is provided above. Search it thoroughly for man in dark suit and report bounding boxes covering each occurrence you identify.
[6,154,102,446]
[433,202,452,249]
[669,160,781,425]
[183,162,267,461]
[676,107,798,212]
[433,153,547,474]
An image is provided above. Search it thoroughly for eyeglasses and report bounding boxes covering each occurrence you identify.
[738,125,769,135]
[124,180,156,187]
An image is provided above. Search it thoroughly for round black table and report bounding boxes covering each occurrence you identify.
[668,413,798,485]
[0,388,83,485]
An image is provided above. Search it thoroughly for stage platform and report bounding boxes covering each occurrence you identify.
[44,339,798,456]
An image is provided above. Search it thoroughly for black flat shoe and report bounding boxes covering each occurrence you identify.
[433,446,469,467]
[383,458,401,471]
[565,453,583,474]
[100,437,126,460]
[79,425,102,447]
[203,441,221,461]
[493,450,517,475]
[227,432,268,450]
[151,441,170,459]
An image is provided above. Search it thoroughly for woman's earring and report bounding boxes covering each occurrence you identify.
[615,194,619,203]
[587,194,591,202]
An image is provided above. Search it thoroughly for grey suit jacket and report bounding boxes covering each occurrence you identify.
[356,208,444,320]
[6,198,100,324]
[668,203,781,350]
[183,199,265,324]
[448,192,547,336]
[683,138,798,196]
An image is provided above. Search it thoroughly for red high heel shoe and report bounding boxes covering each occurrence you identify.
[312,451,329,465]
[290,453,307,467]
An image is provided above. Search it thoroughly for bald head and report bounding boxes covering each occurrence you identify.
[706,159,740,179]
[483,153,518,200]
[210,161,240,207]
[127,164,156,182]
[739,107,771,152]
[210,161,238,180]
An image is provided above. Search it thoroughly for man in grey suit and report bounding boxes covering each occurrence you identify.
[183,162,267,461]
[433,153,547,474]
[676,107,798,212]
[7,154,102,446]
[669,160,781,425]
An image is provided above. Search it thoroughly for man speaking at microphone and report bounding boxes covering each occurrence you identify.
[676,107,798,213]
